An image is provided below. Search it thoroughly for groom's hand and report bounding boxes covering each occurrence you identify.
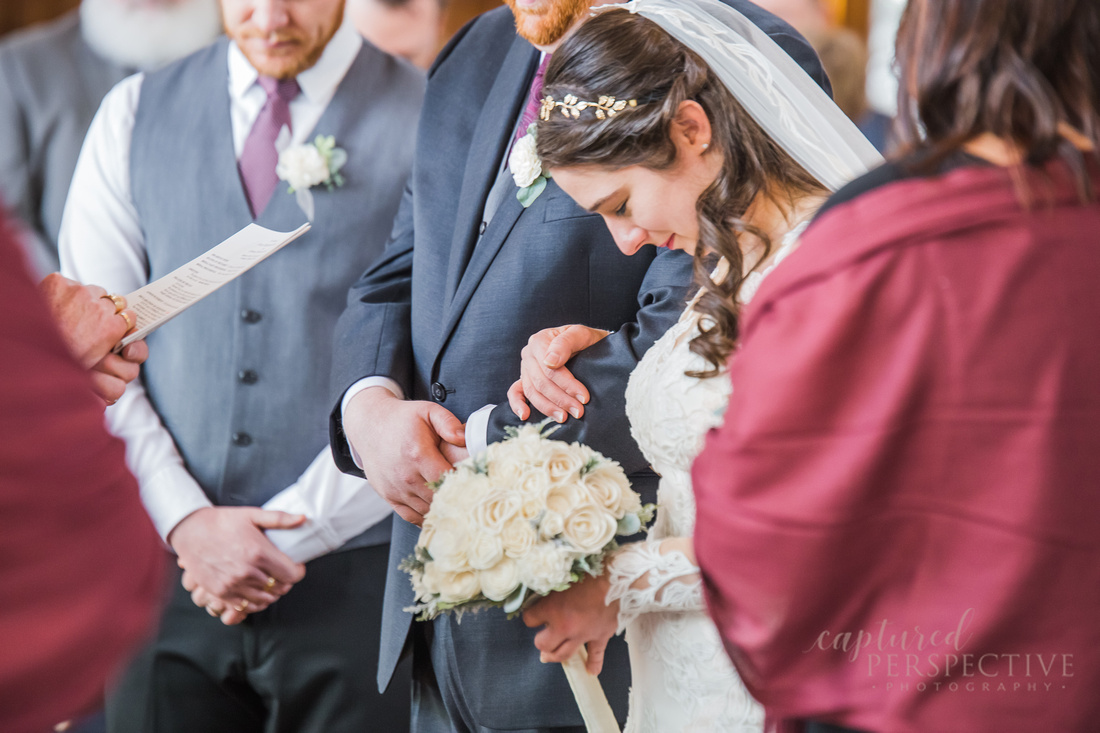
[344,387,466,526]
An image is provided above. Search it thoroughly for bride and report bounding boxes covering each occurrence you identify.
[512,1,881,730]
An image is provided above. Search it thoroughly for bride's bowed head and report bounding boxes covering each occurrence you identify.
[535,0,881,374]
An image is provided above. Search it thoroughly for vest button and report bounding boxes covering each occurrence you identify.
[479,221,487,235]
[241,309,262,324]
[231,432,253,446]
[430,382,447,402]
[238,369,259,385]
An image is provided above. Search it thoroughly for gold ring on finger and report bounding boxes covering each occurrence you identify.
[234,600,249,613]
[100,293,126,313]
[264,576,277,590]
[206,605,220,617]
[118,310,133,331]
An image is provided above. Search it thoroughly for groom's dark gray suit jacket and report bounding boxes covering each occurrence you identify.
[330,4,828,728]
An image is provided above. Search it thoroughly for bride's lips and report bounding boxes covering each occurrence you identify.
[657,235,675,249]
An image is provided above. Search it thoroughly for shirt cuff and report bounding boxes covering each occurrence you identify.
[466,404,496,457]
[262,450,393,564]
[139,463,214,544]
[340,377,404,470]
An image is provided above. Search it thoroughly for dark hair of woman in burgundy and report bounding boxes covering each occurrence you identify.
[536,9,825,378]
[895,0,1100,200]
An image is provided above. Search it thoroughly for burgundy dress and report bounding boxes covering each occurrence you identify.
[0,214,163,733]
[693,158,1100,732]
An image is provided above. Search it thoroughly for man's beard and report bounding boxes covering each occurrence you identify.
[80,0,223,71]
[504,0,590,47]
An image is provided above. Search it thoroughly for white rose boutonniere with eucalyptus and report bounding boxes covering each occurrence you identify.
[275,133,348,221]
[509,123,550,208]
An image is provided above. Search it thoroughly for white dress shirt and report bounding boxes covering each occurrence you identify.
[60,20,393,564]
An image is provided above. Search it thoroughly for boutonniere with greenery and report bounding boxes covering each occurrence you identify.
[275,134,348,221]
[509,123,550,208]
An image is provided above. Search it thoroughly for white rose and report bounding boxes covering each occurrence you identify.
[437,568,481,604]
[519,493,545,520]
[427,515,472,573]
[561,502,618,554]
[491,454,526,488]
[467,530,505,570]
[511,430,553,466]
[473,490,521,534]
[517,468,550,499]
[479,557,521,601]
[582,466,629,516]
[420,561,443,596]
[500,516,537,557]
[545,445,586,484]
[508,132,542,188]
[546,481,585,517]
[276,144,330,191]
[536,509,564,540]
[518,543,574,594]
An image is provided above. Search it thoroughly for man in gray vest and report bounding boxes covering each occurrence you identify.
[60,0,424,730]
[0,0,221,276]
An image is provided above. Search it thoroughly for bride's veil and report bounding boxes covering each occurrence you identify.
[595,0,884,191]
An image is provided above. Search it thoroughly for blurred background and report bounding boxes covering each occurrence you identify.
[1,0,904,129]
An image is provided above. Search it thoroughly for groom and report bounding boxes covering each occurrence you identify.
[330,0,828,729]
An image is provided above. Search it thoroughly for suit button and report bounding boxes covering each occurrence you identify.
[238,369,259,384]
[241,309,262,324]
[231,432,252,446]
[478,221,487,235]
[431,382,447,402]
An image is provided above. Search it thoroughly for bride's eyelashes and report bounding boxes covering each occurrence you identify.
[614,199,629,217]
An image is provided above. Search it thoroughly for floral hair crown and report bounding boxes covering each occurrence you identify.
[539,93,639,121]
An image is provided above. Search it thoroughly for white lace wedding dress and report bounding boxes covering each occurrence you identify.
[608,226,804,732]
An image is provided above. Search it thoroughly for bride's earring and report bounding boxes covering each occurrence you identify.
[701,142,709,151]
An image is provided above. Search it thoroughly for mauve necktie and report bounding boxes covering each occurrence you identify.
[238,75,300,218]
[514,54,551,142]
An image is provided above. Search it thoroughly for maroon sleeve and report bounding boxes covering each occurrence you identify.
[0,216,164,733]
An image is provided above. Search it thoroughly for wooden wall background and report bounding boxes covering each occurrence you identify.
[1,0,872,43]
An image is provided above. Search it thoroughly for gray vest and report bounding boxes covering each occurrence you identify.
[132,38,424,548]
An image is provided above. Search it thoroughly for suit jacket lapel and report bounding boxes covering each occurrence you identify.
[441,38,539,308]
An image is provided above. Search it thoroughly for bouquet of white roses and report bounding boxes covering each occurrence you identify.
[402,421,652,731]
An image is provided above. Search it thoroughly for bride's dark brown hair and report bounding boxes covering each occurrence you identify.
[537,10,825,377]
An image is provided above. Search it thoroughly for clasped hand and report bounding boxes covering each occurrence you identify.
[343,386,469,526]
[507,325,609,422]
[171,506,307,625]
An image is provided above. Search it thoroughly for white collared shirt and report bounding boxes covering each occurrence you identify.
[60,20,394,563]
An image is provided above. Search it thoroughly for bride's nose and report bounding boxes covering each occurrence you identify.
[605,218,649,256]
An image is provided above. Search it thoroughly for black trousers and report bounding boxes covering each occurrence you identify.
[107,544,411,733]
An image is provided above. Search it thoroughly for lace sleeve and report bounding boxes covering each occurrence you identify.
[604,538,703,633]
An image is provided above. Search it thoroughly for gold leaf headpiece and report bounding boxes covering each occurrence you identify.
[539,94,639,122]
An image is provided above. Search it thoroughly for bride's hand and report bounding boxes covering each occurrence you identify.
[522,572,620,675]
[507,325,610,422]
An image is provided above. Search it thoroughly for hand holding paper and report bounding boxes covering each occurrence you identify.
[117,223,310,350]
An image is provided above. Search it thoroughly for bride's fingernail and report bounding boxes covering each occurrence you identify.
[555,411,566,423]
[575,393,587,404]
[569,407,581,419]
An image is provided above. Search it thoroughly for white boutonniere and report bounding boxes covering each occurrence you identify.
[509,123,550,208]
[275,133,348,221]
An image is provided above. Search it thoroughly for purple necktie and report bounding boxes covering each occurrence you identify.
[515,55,551,142]
[239,76,300,218]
